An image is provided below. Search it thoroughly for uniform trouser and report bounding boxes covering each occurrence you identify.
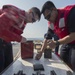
[60,44,75,72]
[0,42,13,73]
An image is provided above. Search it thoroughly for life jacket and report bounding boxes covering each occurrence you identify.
[48,5,75,44]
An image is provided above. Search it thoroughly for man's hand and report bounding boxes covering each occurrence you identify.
[47,40,56,49]
[35,51,43,60]
[21,37,27,43]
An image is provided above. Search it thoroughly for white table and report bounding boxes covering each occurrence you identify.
[1,52,73,75]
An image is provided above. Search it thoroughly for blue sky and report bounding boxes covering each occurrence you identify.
[0,0,75,38]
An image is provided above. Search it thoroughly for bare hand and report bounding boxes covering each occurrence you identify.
[47,40,56,49]
[21,37,27,43]
[35,51,42,60]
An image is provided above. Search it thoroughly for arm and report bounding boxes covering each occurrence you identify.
[57,32,75,44]
[35,39,47,60]
[2,29,26,43]
[41,28,53,52]
[41,28,54,53]
[1,29,22,42]
[35,28,53,60]
[47,32,75,49]
[40,39,48,53]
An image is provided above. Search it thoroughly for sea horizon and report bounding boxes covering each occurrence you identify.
[27,37,44,41]
[12,37,44,44]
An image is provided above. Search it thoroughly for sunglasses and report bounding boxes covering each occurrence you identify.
[32,12,36,22]
[44,10,52,20]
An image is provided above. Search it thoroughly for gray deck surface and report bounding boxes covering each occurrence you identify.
[1,49,74,75]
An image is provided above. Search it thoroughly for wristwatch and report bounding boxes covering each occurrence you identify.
[55,40,60,46]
